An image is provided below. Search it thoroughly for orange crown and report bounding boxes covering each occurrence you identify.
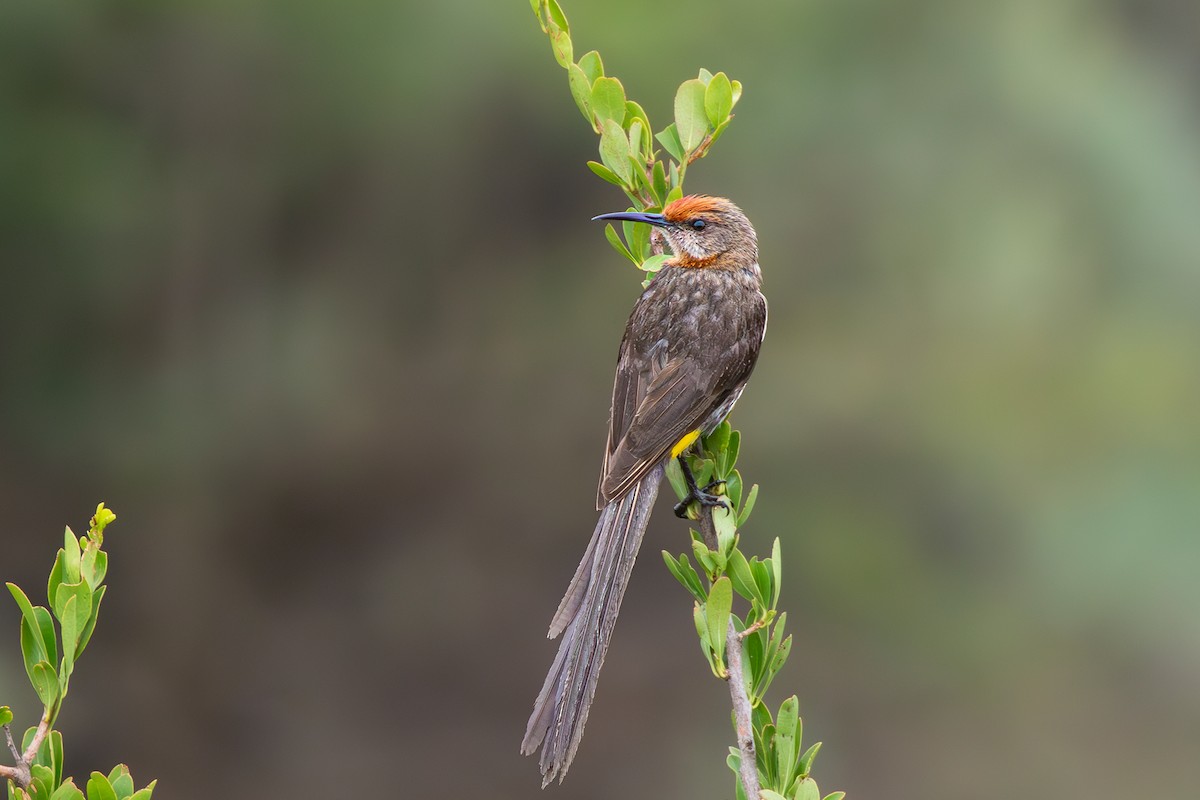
[662,195,729,223]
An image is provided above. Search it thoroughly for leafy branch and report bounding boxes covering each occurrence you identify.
[531,0,742,284]
[531,3,844,798]
[2,504,156,800]
[665,427,843,800]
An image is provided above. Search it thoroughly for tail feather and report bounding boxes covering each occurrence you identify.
[521,467,662,786]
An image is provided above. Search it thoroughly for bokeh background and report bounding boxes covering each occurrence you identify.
[2,1,1198,797]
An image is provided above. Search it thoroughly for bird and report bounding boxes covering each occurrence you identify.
[521,195,767,786]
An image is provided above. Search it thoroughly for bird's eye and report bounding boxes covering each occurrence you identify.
[690,219,706,230]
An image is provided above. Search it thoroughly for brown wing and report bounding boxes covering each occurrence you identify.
[596,276,767,510]
[596,356,720,509]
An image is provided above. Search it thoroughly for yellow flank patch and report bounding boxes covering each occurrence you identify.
[670,429,702,459]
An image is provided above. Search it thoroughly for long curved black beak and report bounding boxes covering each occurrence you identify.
[591,211,670,227]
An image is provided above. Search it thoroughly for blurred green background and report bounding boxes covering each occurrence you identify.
[2,0,1198,797]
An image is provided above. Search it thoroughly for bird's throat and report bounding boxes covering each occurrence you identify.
[668,251,722,269]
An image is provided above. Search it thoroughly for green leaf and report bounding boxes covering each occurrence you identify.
[567,64,593,126]
[18,609,52,675]
[21,725,37,755]
[771,537,782,608]
[706,577,732,675]
[693,605,723,679]
[30,661,59,708]
[47,552,65,619]
[0,707,11,727]
[776,696,801,786]
[666,182,683,205]
[795,778,820,800]
[655,124,685,163]
[127,783,156,800]
[86,774,118,800]
[731,79,743,106]
[651,160,668,204]
[725,430,741,475]
[60,595,79,673]
[81,548,107,593]
[756,721,778,787]
[709,118,732,148]
[661,552,706,604]
[640,254,669,274]
[107,765,134,799]
[627,119,644,167]
[726,749,747,800]
[56,581,92,669]
[691,539,716,578]
[760,791,788,800]
[697,67,714,85]
[771,634,793,675]
[536,0,572,70]
[756,614,789,700]
[8,583,46,656]
[621,218,637,258]
[727,549,762,605]
[587,160,623,187]
[63,528,81,587]
[726,470,743,510]
[743,618,765,685]
[713,504,737,556]
[599,119,632,185]
[31,765,55,800]
[692,602,711,650]
[737,483,759,526]
[823,793,847,800]
[577,50,603,83]
[21,617,46,687]
[628,204,651,259]
[799,741,822,776]
[545,0,568,32]
[673,78,709,153]
[752,700,772,732]
[75,586,106,659]
[769,611,788,656]
[603,223,637,265]
[590,77,626,127]
[49,780,85,800]
[762,612,788,685]
[704,419,731,457]
[548,27,572,69]
[692,457,715,491]
[705,72,734,128]
[751,558,772,610]
[625,101,652,155]
[631,159,658,206]
[35,605,56,667]
[50,730,64,787]
[665,457,687,499]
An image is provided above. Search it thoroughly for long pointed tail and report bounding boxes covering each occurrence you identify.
[521,466,662,786]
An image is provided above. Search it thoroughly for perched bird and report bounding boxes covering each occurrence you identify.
[521,195,767,785]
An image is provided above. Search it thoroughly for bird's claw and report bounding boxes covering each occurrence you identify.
[673,484,730,519]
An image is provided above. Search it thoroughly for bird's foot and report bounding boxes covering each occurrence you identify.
[673,480,729,519]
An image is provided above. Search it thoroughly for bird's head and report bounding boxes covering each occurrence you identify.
[592,195,757,269]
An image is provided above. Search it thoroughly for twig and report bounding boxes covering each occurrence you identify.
[22,710,52,766]
[698,507,760,800]
[3,725,20,763]
[737,617,770,640]
[0,710,53,789]
[0,762,23,787]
